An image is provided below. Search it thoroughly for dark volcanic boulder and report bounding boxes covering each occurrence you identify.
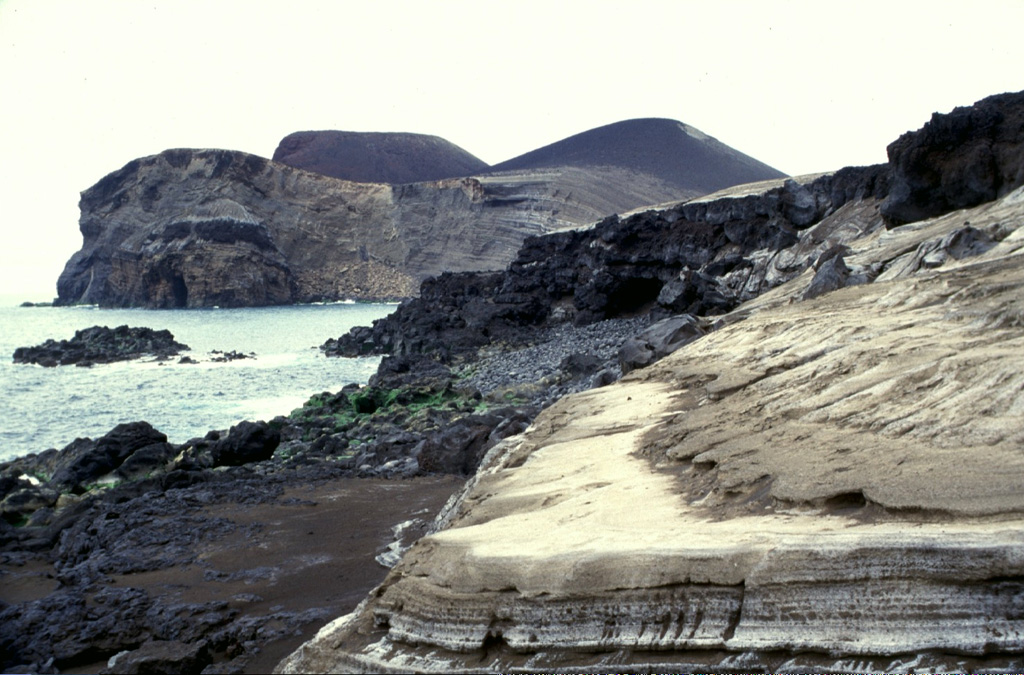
[13,325,189,367]
[104,639,212,675]
[1,485,59,524]
[882,90,1024,224]
[210,421,281,467]
[113,442,179,481]
[48,422,169,493]
[618,315,706,374]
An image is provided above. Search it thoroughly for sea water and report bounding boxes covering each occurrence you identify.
[0,300,395,463]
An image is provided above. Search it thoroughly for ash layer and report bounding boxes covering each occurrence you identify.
[280,91,1024,674]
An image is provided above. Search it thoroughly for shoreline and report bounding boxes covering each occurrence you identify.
[5,90,1024,674]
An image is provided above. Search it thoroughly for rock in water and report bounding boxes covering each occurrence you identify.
[12,325,189,367]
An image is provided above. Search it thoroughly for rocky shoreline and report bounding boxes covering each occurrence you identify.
[2,90,1023,674]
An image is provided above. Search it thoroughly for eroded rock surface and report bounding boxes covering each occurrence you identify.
[277,180,1024,675]
[278,92,1024,673]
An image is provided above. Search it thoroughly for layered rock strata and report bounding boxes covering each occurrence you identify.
[277,180,1024,675]
[323,164,890,359]
[57,118,787,308]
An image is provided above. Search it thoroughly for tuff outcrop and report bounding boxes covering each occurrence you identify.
[280,92,1024,673]
[57,120,785,307]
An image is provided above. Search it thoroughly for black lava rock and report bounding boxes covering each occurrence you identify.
[210,421,281,467]
[13,325,190,367]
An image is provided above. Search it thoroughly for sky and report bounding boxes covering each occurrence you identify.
[1,0,1022,301]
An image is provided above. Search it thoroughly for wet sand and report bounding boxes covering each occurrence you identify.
[1,475,464,674]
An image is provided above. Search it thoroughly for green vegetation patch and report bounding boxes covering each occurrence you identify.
[288,383,487,431]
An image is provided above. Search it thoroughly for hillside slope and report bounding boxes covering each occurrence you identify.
[490,117,786,193]
[272,131,490,183]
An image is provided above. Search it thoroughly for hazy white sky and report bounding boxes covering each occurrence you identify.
[1,0,1022,300]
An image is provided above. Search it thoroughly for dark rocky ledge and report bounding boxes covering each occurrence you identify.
[322,163,892,364]
[12,325,190,367]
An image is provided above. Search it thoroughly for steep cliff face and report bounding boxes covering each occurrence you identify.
[324,164,890,358]
[278,97,1024,673]
[58,150,401,307]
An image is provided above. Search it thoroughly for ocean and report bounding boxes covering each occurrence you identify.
[0,300,395,463]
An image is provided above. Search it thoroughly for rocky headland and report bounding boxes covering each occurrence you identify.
[55,119,783,308]
[2,90,1022,674]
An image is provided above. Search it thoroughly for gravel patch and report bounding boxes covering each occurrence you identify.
[457,316,650,405]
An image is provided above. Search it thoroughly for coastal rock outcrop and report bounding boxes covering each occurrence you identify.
[13,325,189,367]
[57,120,785,307]
[12,90,1022,674]
[882,90,1024,224]
[277,138,1024,675]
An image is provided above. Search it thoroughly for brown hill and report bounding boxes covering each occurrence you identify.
[271,131,490,184]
